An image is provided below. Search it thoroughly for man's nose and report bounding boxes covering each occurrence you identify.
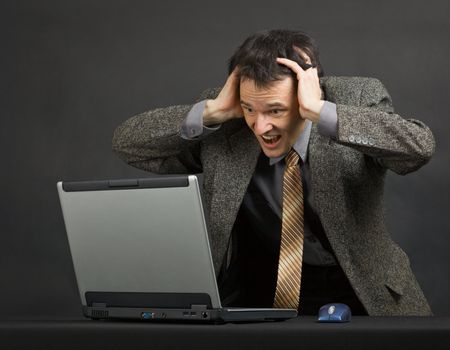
[253,114,273,134]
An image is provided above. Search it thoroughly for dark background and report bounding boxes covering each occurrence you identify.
[1,0,449,319]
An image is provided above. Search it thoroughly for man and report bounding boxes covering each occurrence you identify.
[112,29,435,316]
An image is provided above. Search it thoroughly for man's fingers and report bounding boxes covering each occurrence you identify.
[230,66,240,77]
[222,66,240,91]
[277,57,315,71]
[276,57,304,76]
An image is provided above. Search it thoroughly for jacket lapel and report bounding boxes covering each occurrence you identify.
[309,119,351,268]
[208,125,261,274]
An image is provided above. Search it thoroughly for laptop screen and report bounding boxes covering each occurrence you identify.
[57,175,221,309]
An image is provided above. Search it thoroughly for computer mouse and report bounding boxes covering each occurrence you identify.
[317,303,351,322]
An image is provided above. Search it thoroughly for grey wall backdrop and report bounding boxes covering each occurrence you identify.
[1,0,449,319]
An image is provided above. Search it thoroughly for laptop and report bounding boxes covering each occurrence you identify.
[57,174,297,323]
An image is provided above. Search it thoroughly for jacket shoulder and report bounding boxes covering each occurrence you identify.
[320,76,391,108]
[196,87,222,101]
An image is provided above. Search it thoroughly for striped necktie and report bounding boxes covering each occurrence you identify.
[273,149,304,310]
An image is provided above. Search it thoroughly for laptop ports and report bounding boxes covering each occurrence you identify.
[141,312,155,319]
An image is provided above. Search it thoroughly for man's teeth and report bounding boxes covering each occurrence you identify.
[261,135,280,144]
[262,135,278,140]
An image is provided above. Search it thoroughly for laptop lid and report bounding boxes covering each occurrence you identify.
[57,175,222,311]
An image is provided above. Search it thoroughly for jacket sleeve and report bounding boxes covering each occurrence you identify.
[334,78,436,175]
[112,88,222,174]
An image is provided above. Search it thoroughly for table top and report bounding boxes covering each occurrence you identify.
[1,316,450,350]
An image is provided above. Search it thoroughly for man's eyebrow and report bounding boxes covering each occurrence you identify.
[240,100,287,108]
[266,102,287,108]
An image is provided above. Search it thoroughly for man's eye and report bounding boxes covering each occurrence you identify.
[245,107,253,113]
[271,109,280,114]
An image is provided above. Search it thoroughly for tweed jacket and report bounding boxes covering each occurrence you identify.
[112,76,435,316]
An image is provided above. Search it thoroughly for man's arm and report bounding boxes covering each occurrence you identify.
[112,69,243,174]
[334,78,435,175]
[112,103,204,174]
[276,56,435,175]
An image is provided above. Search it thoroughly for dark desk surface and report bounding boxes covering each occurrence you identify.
[1,317,450,350]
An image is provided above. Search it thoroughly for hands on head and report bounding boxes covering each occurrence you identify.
[276,55,324,123]
[203,53,324,126]
[202,67,243,126]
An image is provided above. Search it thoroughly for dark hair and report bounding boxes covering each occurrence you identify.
[227,29,324,87]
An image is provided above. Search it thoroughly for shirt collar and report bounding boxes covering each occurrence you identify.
[269,120,312,166]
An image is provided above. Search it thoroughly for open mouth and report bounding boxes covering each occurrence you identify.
[261,134,281,145]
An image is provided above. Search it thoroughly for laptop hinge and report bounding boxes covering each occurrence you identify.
[190,304,208,310]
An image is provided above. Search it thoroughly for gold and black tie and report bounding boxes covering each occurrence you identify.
[273,149,304,310]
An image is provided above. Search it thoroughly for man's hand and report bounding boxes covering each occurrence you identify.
[276,57,324,123]
[203,67,244,126]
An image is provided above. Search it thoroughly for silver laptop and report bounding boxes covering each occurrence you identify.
[57,174,297,323]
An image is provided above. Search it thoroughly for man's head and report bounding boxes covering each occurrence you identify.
[228,29,323,86]
[227,29,323,158]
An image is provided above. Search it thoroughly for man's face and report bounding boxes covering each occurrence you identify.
[240,76,305,158]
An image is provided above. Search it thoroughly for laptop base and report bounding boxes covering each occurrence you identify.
[84,305,297,323]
